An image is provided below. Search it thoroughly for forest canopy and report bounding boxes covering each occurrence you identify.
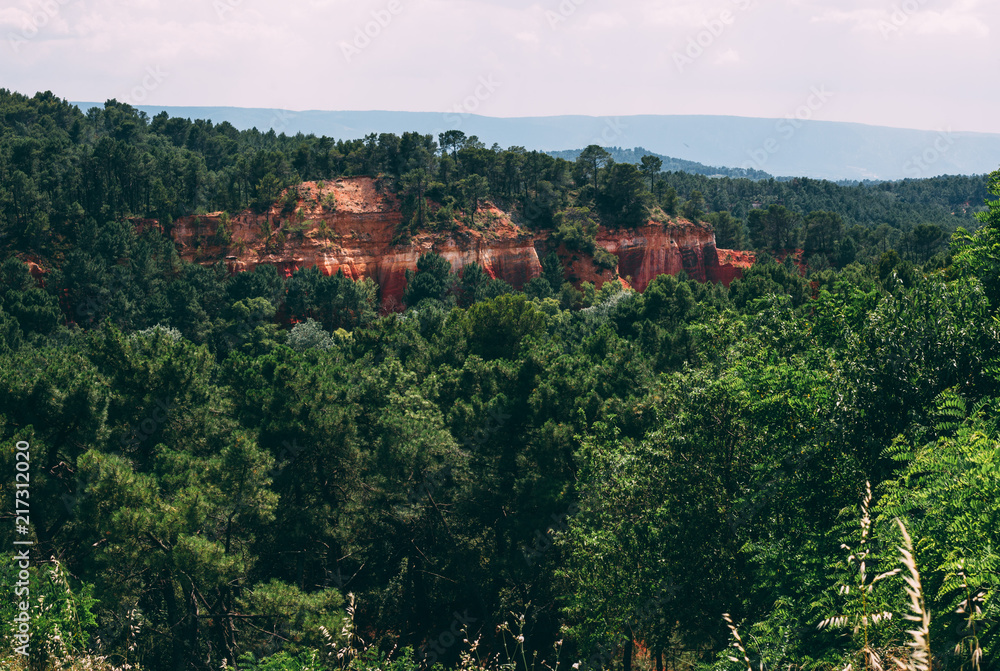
[1,90,999,671]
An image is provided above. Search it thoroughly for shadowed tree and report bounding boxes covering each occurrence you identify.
[404,252,455,307]
[460,174,489,226]
[681,190,706,222]
[804,211,844,261]
[459,262,490,307]
[401,168,431,228]
[438,130,467,158]
[577,145,612,191]
[640,155,663,192]
[911,222,945,260]
[748,204,802,252]
[542,251,565,291]
[705,211,746,250]
[598,163,649,228]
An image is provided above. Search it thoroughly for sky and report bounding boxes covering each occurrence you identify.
[1,0,996,133]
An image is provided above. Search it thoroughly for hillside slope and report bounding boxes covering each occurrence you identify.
[168,178,752,309]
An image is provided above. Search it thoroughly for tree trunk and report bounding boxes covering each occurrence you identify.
[623,639,633,671]
[188,586,201,668]
[655,648,663,671]
[411,553,427,645]
[161,571,185,671]
[218,586,237,669]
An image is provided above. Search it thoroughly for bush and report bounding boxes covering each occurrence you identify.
[464,293,546,360]
[594,246,618,271]
[133,324,183,342]
[552,207,599,253]
[288,319,334,351]
[0,556,97,670]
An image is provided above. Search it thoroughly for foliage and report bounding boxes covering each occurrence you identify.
[747,204,801,252]
[0,90,998,671]
[705,211,745,250]
[404,252,455,307]
[0,557,98,669]
[552,207,617,270]
[288,318,335,351]
[951,169,1000,306]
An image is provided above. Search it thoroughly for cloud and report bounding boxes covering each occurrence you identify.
[912,10,989,37]
[2,0,998,133]
[580,11,628,30]
[0,8,31,30]
[714,48,741,65]
[809,8,883,31]
[810,0,990,38]
[639,2,708,27]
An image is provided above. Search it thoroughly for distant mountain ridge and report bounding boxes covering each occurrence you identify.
[71,102,1000,181]
[547,146,774,180]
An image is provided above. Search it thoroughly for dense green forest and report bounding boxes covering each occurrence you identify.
[0,90,987,270]
[1,90,999,671]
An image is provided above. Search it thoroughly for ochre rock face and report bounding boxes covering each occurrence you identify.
[595,222,747,291]
[713,248,757,286]
[171,179,542,310]
[169,178,751,310]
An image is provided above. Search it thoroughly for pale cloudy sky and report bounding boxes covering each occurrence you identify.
[1,0,996,133]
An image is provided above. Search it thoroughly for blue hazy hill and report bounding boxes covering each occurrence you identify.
[72,103,1000,181]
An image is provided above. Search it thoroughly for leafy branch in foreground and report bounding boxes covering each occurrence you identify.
[818,481,899,671]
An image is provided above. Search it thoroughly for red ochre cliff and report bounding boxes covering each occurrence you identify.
[595,223,755,291]
[168,177,752,310]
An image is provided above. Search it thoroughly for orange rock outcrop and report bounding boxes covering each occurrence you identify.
[168,177,752,310]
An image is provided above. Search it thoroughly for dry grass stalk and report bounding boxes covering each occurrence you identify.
[894,519,930,671]
[952,563,983,671]
[723,613,754,671]
[320,592,368,670]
